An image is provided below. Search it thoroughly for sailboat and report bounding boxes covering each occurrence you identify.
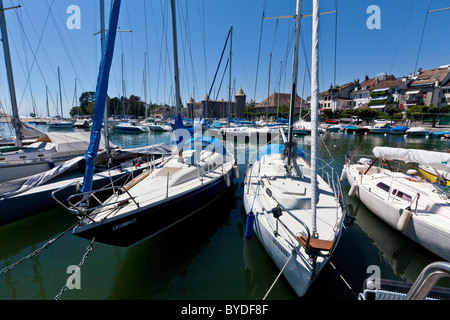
[342,147,450,261]
[54,0,237,247]
[242,0,346,297]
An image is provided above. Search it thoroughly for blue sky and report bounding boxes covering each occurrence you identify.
[0,0,449,117]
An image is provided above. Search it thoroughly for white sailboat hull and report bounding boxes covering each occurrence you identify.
[243,153,345,297]
[344,162,450,261]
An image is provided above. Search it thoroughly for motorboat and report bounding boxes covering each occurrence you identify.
[389,125,409,135]
[406,127,432,137]
[370,123,391,134]
[114,121,150,133]
[342,147,450,261]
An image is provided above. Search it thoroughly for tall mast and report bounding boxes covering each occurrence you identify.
[228,26,233,120]
[311,0,320,236]
[46,85,49,117]
[58,66,63,118]
[100,0,111,157]
[0,0,22,148]
[170,0,181,115]
[287,0,302,166]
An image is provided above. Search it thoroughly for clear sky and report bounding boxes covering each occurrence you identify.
[0,0,449,117]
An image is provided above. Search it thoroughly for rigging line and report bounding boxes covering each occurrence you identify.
[389,0,415,74]
[197,0,208,93]
[44,0,84,93]
[253,0,269,103]
[48,0,91,91]
[414,0,433,74]
[263,253,294,300]
[181,0,199,102]
[143,0,151,104]
[13,0,53,110]
[200,28,231,120]
[124,1,135,94]
[333,0,338,88]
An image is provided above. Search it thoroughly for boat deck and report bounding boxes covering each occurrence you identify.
[86,150,233,223]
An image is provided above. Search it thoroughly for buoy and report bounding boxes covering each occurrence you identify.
[340,169,347,182]
[233,164,239,179]
[223,172,230,187]
[397,208,412,232]
[245,211,255,239]
[48,161,55,169]
[348,183,358,197]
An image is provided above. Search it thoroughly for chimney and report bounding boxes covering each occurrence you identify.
[364,75,369,81]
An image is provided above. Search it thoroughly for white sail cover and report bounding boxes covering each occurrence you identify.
[373,147,450,172]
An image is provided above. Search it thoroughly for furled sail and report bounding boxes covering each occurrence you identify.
[81,0,121,193]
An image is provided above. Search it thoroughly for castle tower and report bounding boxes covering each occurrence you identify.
[235,87,246,118]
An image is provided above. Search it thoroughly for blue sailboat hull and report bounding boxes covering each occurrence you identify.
[73,168,235,247]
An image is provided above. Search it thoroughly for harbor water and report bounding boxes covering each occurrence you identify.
[1,124,450,301]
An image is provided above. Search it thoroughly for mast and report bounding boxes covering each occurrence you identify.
[228,26,233,122]
[311,0,320,236]
[58,66,63,118]
[46,86,49,118]
[81,0,121,194]
[100,0,111,159]
[0,0,22,148]
[170,0,181,115]
[287,0,302,167]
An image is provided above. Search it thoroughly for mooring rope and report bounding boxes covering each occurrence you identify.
[329,260,358,299]
[263,253,294,300]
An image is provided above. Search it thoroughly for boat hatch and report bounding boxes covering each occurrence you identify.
[155,167,180,178]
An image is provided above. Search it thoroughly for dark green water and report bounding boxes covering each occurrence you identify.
[1,126,449,300]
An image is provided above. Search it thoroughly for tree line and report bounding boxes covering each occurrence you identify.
[69,91,165,118]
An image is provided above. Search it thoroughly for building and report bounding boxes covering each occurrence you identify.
[254,92,305,116]
[186,88,246,119]
[350,73,397,109]
[399,66,450,110]
[319,81,357,111]
[367,77,409,111]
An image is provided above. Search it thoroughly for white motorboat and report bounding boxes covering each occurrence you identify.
[242,0,346,297]
[114,121,150,133]
[147,120,173,131]
[406,126,432,137]
[370,123,391,134]
[47,120,73,129]
[342,147,450,261]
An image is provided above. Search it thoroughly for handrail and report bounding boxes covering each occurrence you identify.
[406,261,450,300]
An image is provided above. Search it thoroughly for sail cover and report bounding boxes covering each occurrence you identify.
[373,147,450,172]
[81,0,121,193]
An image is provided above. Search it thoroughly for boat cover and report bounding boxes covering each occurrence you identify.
[0,155,85,197]
[373,147,450,172]
[43,132,114,152]
[120,143,178,155]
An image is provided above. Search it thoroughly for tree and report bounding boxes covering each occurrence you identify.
[79,91,95,114]
[385,106,400,122]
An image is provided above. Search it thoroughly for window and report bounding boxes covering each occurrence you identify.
[377,182,390,192]
[392,189,412,201]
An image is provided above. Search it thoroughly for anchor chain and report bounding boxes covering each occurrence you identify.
[0,222,78,275]
[54,235,96,300]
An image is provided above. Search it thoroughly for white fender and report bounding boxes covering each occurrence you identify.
[340,169,347,182]
[397,209,412,232]
[348,183,358,197]
[233,164,239,179]
[223,172,230,187]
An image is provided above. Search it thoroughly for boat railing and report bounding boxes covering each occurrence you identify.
[406,261,450,300]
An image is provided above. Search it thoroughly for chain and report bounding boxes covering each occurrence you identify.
[53,235,96,300]
[0,222,78,275]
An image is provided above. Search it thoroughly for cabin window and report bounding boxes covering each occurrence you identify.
[376,182,390,192]
[392,189,412,201]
